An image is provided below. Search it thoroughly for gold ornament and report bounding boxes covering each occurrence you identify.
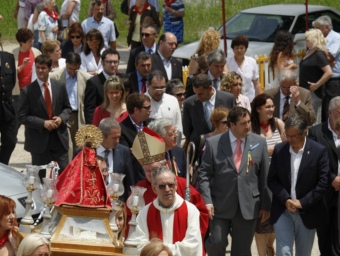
[75,125,103,149]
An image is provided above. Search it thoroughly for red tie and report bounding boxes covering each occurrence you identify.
[43,82,53,119]
[234,139,242,172]
[141,78,147,93]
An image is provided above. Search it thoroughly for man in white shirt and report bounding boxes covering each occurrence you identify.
[308,96,340,255]
[96,117,134,201]
[268,114,330,256]
[145,70,183,133]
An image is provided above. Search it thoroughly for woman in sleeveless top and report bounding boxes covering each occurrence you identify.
[251,93,286,256]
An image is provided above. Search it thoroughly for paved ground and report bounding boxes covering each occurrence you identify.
[2,41,321,255]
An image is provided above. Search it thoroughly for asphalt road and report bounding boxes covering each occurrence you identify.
[2,41,321,256]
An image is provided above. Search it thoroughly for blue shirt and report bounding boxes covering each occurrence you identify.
[81,16,116,49]
[326,29,340,77]
[65,72,78,111]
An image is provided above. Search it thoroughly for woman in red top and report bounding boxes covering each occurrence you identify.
[92,75,128,126]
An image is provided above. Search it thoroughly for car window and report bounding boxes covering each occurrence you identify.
[219,13,294,42]
[292,11,340,34]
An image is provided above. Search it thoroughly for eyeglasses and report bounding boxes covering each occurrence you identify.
[151,86,166,92]
[220,120,228,125]
[71,35,81,39]
[141,33,154,38]
[140,105,151,110]
[66,67,79,72]
[105,60,119,65]
[283,132,303,139]
[175,92,186,97]
[158,183,176,190]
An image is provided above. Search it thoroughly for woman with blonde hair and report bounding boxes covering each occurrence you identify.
[92,75,128,126]
[17,233,50,256]
[299,28,332,124]
[221,71,251,112]
[188,29,221,75]
[115,205,127,246]
[140,239,173,256]
[41,39,65,72]
[0,195,20,256]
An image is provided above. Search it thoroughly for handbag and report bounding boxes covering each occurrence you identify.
[120,0,129,15]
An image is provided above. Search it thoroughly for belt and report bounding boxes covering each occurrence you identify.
[329,76,340,81]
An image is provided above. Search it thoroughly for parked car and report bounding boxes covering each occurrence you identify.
[173,4,340,65]
[0,163,44,221]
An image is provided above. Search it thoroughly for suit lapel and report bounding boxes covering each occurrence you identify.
[51,81,58,116]
[322,122,340,159]
[239,135,253,172]
[33,81,49,116]
[296,139,312,182]
[221,131,235,170]
[194,98,210,130]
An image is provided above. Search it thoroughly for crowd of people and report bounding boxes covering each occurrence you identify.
[1,1,340,255]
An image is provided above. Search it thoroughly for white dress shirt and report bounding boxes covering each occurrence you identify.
[289,138,306,200]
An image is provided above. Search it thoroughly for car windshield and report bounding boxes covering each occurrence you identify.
[218,13,295,42]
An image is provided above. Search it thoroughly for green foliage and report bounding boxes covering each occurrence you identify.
[1,0,339,45]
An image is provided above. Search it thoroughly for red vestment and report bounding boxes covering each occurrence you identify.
[55,147,111,208]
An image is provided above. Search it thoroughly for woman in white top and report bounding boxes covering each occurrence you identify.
[227,35,262,102]
[37,0,58,45]
[80,29,105,76]
[60,0,80,28]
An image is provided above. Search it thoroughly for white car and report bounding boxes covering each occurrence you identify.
[173,4,340,64]
[0,163,44,220]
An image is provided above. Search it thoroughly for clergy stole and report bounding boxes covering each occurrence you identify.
[147,201,188,242]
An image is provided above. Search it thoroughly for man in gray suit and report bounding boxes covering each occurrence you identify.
[198,106,271,256]
[50,52,91,161]
[264,69,315,126]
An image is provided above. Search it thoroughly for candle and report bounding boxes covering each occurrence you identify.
[28,176,35,185]
[113,184,119,192]
[132,196,139,207]
[47,189,53,198]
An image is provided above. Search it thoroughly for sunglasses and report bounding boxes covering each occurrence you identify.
[141,33,154,38]
[175,92,186,97]
[140,105,151,110]
[71,35,81,39]
[158,183,176,190]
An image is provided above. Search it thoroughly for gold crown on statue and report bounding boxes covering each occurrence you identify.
[75,125,103,149]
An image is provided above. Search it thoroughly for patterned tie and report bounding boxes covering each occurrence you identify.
[282,96,290,121]
[148,49,153,54]
[43,82,53,119]
[204,101,213,130]
[234,139,242,172]
[141,77,147,93]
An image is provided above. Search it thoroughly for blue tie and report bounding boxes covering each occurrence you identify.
[204,101,213,130]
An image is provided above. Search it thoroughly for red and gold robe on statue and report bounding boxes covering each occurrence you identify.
[55,147,111,208]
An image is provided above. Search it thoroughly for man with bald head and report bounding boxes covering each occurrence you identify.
[264,69,315,126]
[151,32,183,82]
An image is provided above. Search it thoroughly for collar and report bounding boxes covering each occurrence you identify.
[280,89,291,100]
[328,119,339,140]
[90,16,103,25]
[37,78,51,87]
[207,70,220,81]
[289,137,307,155]
[66,71,77,80]
[153,193,183,213]
[229,130,244,144]
[158,50,171,62]
[129,115,144,131]
[145,44,156,53]
[204,87,216,106]
[97,145,112,154]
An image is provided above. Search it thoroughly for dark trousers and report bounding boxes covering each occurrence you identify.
[317,190,340,256]
[0,114,17,165]
[322,78,340,122]
[31,130,68,175]
[205,205,257,256]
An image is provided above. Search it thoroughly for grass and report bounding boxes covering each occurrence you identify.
[1,0,340,45]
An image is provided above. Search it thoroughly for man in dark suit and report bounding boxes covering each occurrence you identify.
[186,49,226,98]
[17,55,72,172]
[119,93,152,182]
[151,32,182,82]
[128,52,152,93]
[308,96,340,255]
[126,24,158,74]
[198,106,271,256]
[84,48,120,124]
[148,118,186,178]
[97,117,135,201]
[264,69,315,126]
[182,73,234,145]
[0,51,17,165]
[268,114,330,255]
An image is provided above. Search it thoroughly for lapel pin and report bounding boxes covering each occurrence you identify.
[5,62,10,68]
[307,151,310,154]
